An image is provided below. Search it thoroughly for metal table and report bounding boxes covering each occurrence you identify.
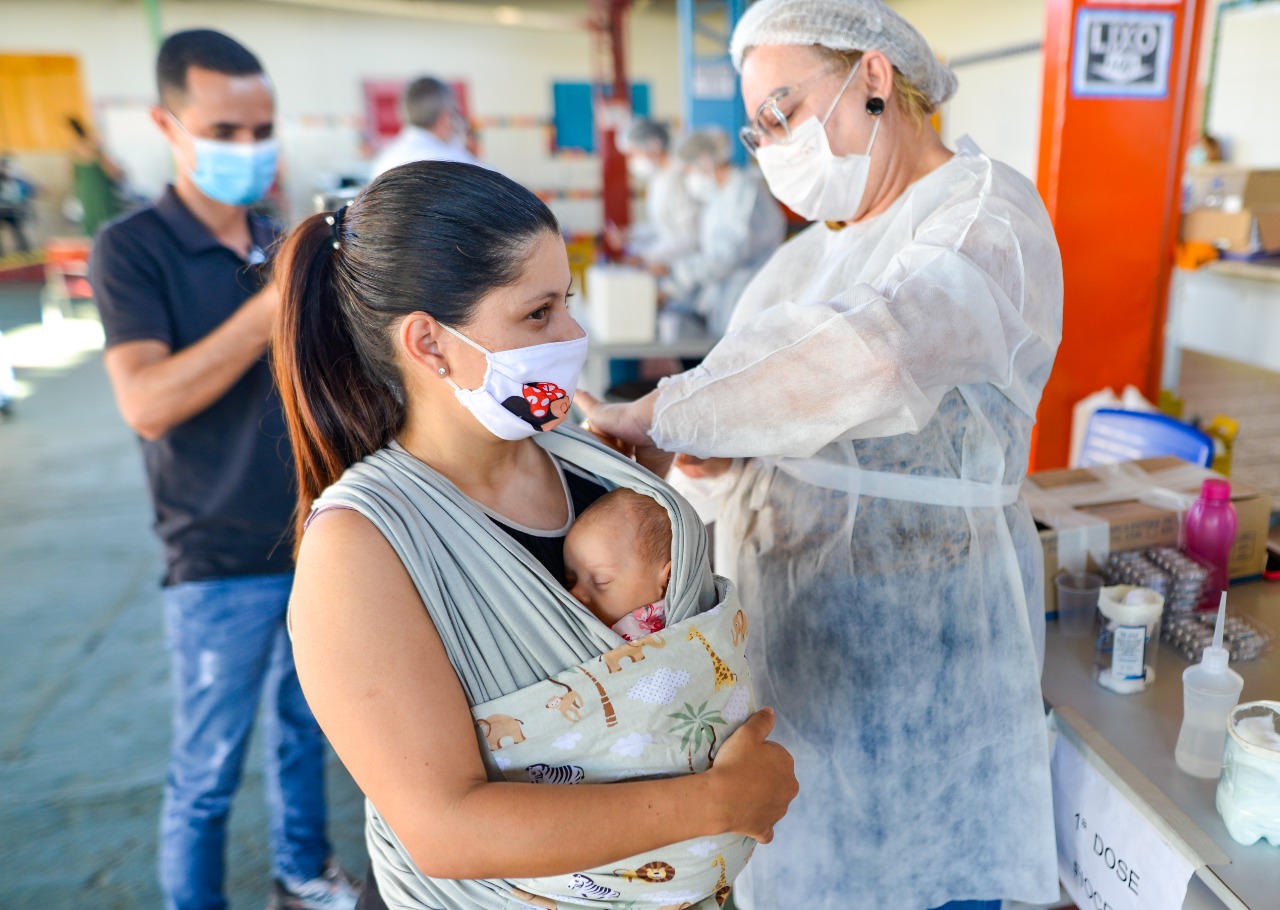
[1043,582,1280,909]
[579,337,718,396]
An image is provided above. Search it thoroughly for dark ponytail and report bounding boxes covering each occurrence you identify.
[272,161,561,549]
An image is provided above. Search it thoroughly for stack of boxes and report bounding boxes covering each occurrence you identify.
[1181,165,1280,260]
[1023,456,1273,617]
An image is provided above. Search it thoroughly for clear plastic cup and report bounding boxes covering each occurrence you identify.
[1056,571,1103,638]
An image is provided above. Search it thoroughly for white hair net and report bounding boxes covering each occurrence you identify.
[730,0,958,107]
[676,128,732,166]
[623,116,671,153]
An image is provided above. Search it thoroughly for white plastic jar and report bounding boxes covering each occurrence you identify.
[1216,701,1280,847]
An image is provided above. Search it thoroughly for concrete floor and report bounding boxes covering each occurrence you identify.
[0,283,366,910]
[1177,350,1280,510]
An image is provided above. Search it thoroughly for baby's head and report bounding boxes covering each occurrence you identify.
[563,488,672,625]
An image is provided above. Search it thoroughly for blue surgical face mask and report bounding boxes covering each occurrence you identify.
[168,112,278,206]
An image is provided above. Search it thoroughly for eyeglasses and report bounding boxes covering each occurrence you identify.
[738,64,856,157]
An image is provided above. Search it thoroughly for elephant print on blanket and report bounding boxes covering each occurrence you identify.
[475,714,524,750]
[603,631,667,674]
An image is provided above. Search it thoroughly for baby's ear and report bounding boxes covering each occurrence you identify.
[659,559,672,589]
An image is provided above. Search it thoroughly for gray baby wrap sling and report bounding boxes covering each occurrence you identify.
[312,429,756,910]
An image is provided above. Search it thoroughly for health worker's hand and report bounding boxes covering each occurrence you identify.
[709,707,798,843]
[576,390,672,477]
[674,454,734,480]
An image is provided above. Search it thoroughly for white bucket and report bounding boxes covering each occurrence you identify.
[1216,700,1280,847]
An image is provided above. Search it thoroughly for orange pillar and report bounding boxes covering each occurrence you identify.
[1033,0,1206,469]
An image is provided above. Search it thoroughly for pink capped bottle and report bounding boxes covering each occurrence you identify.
[1184,479,1238,608]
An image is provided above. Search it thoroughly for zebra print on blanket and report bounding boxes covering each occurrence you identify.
[526,762,585,785]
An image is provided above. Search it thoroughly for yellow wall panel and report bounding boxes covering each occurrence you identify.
[0,55,90,153]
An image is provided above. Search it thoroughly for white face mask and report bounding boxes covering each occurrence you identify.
[685,170,719,203]
[442,323,589,441]
[628,155,659,181]
[755,62,881,222]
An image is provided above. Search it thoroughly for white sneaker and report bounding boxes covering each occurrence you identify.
[273,858,360,910]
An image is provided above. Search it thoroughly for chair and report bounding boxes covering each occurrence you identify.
[1078,408,1215,468]
[41,237,94,326]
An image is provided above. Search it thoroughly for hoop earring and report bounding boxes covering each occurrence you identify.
[866,97,886,116]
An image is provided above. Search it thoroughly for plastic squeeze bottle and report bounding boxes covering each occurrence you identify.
[1175,593,1245,778]
[1184,478,1238,609]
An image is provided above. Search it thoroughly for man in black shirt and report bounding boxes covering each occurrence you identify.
[91,30,355,910]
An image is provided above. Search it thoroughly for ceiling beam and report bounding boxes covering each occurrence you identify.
[254,0,588,33]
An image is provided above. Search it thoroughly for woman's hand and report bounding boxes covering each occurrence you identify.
[709,707,799,843]
[674,453,735,480]
[576,390,674,476]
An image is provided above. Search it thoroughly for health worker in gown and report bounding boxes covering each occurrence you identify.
[577,1,1065,908]
[657,129,786,339]
[619,117,702,270]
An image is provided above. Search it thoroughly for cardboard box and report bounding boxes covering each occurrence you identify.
[1181,208,1280,254]
[1182,166,1280,254]
[1184,166,1280,211]
[584,264,657,344]
[1024,457,1272,616]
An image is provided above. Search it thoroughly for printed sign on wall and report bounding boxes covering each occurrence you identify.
[1072,9,1175,99]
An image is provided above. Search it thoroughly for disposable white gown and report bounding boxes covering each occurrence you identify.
[663,167,786,337]
[655,138,1063,910]
[630,163,702,267]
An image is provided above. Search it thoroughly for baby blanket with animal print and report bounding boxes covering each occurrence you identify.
[475,577,755,910]
[312,427,760,910]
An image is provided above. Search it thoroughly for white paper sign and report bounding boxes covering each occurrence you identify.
[1071,9,1175,99]
[1051,735,1195,910]
[692,62,737,100]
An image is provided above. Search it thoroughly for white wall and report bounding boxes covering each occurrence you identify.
[891,0,1280,178]
[10,0,1268,240]
[0,0,683,233]
[888,0,1047,180]
[1205,0,1280,167]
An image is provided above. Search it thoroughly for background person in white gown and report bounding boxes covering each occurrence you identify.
[656,129,785,338]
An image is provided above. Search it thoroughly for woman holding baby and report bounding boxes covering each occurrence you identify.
[273,160,796,910]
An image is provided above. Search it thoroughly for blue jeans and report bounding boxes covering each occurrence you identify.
[929,902,1002,910]
[160,572,329,910]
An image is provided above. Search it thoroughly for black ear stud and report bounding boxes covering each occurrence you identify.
[866,97,886,116]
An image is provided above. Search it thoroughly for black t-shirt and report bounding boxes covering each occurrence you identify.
[491,466,608,585]
[91,186,294,586]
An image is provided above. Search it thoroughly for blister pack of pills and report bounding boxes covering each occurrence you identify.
[1102,547,1211,613]
[1162,610,1271,663]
